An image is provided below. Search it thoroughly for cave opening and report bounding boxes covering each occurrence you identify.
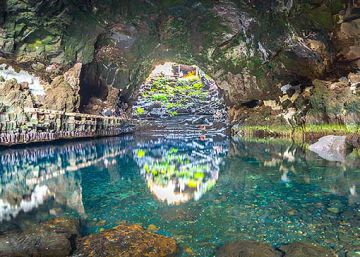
[132,62,228,136]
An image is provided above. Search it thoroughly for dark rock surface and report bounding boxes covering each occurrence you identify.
[346,134,360,148]
[280,242,337,257]
[0,217,79,257]
[215,240,338,257]
[216,240,280,257]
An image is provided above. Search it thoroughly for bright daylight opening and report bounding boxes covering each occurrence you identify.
[132,62,228,136]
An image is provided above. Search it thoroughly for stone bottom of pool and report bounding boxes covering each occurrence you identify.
[0,135,359,257]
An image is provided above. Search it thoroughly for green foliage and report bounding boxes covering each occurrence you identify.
[169,110,178,117]
[193,82,204,90]
[135,107,145,116]
[166,102,184,109]
[151,94,169,102]
[137,75,209,116]
[169,148,179,154]
[345,100,360,114]
[194,172,205,180]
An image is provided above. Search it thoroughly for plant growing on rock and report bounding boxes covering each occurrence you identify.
[135,107,145,116]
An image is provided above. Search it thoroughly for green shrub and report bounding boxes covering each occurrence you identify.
[135,107,145,115]
[345,100,360,114]
[193,82,204,90]
[151,94,169,102]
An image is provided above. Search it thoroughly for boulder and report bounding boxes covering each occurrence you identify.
[280,242,336,257]
[0,217,79,257]
[308,135,350,162]
[216,240,280,257]
[76,223,178,257]
[44,63,82,112]
[0,78,38,112]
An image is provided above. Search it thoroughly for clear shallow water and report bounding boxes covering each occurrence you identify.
[0,136,359,256]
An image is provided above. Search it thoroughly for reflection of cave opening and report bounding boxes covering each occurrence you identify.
[133,138,229,205]
[132,62,228,135]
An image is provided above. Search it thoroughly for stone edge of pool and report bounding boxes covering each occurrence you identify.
[0,107,133,146]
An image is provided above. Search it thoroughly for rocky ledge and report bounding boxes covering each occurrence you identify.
[0,108,131,146]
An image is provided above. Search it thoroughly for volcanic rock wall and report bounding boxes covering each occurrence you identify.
[0,0,359,129]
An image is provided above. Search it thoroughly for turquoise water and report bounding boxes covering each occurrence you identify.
[0,135,359,256]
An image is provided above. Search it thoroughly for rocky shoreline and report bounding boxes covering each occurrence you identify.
[0,217,346,257]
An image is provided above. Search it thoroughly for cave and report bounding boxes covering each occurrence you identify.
[0,1,359,257]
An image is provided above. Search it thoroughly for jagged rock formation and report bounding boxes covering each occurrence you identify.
[0,0,359,130]
[44,63,82,112]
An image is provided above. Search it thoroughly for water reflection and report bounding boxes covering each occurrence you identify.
[229,139,360,205]
[0,138,131,222]
[133,138,228,205]
[0,136,359,256]
[0,136,229,222]
[1,137,358,222]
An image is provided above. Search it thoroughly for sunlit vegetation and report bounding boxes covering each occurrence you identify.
[151,94,169,102]
[133,75,208,117]
[235,124,360,143]
[135,107,145,116]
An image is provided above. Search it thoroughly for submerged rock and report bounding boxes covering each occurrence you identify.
[76,223,178,257]
[280,242,336,257]
[0,217,79,257]
[216,240,280,257]
[308,135,350,162]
